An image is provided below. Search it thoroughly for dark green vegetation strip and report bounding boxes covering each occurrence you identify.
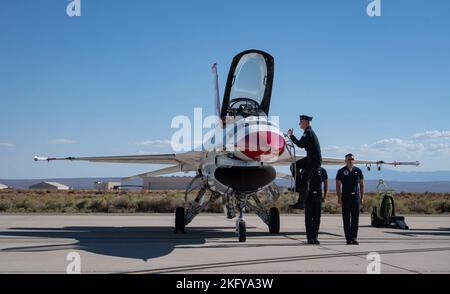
[0,190,449,214]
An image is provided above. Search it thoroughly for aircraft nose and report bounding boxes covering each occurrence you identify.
[237,130,286,161]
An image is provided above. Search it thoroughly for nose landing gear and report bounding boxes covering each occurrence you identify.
[236,208,247,242]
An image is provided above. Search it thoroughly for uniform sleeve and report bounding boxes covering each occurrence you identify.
[322,169,328,181]
[297,130,310,149]
[289,134,302,148]
[336,170,342,181]
[359,169,364,180]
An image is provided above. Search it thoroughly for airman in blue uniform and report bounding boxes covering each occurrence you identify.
[304,167,328,245]
[287,115,322,210]
[336,153,365,245]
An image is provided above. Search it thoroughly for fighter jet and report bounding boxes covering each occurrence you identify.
[34,49,419,242]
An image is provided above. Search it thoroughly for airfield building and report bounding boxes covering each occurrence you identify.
[143,176,193,190]
[94,181,121,191]
[29,181,70,190]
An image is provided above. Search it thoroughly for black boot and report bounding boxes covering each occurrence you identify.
[291,183,308,210]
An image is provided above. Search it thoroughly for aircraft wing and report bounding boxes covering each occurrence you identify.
[34,151,204,170]
[273,152,420,168]
[123,164,187,180]
[320,156,420,167]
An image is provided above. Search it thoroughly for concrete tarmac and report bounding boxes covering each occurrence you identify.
[0,214,449,273]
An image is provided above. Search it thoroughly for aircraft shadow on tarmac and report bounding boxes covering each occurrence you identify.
[0,226,341,261]
[384,227,450,237]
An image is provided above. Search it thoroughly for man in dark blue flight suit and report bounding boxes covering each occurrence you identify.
[304,167,328,245]
[336,153,365,245]
[287,115,322,209]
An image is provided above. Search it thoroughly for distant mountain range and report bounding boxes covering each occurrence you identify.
[1,169,450,193]
[335,169,450,182]
[279,168,450,192]
[0,178,143,190]
[274,179,450,193]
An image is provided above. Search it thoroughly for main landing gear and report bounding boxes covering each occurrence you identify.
[173,176,281,242]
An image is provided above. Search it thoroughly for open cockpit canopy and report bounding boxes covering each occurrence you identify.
[221,50,274,118]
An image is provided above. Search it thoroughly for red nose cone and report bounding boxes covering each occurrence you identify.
[238,131,286,161]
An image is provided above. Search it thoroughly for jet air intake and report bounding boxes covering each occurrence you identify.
[214,165,276,192]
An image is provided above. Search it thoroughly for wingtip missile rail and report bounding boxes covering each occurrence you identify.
[34,156,76,162]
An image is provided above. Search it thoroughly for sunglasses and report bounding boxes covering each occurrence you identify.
[346,158,355,161]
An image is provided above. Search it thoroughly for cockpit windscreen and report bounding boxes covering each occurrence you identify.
[229,53,267,105]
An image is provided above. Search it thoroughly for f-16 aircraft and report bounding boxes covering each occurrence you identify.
[35,49,419,242]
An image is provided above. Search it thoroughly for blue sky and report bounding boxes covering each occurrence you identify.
[0,0,449,179]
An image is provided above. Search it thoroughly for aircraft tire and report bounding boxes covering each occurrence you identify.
[174,207,186,234]
[269,207,280,234]
[238,221,246,242]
